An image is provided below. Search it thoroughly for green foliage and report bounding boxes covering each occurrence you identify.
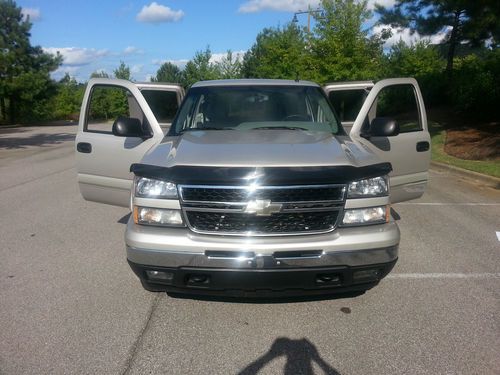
[113,61,131,80]
[217,50,243,79]
[90,70,110,79]
[450,50,500,120]
[375,0,500,73]
[0,0,62,123]
[182,47,220,87]
[383,40,446,105]
[152,61,183,83]
[87,86,129,121]
[241,24,313,80]
[310,0,384,83]
[51,73,85,119]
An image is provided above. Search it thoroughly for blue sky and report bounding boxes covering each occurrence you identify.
[17,0,422,82]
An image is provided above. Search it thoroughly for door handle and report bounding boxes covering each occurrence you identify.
[416,141,430,152]
[77,142,92,153]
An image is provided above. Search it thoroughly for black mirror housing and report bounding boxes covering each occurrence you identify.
[368,117,400,137]
[112,116,151,138]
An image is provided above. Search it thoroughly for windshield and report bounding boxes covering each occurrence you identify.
[169,85,342,135]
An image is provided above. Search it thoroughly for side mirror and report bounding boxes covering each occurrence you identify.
[112,116,151,138]
[366,117,400,137]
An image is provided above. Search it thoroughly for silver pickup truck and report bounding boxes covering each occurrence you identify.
[75,78,430,297]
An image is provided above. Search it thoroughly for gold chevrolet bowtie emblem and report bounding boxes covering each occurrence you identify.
[243,199,282,216]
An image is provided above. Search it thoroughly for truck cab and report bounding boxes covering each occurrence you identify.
[75,78,430,296]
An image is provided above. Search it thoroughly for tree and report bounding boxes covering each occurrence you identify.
[216,50,243,79]
[375,0,500,75]
[152,61,182,83]
[182,47,220,87]
[52,73,85,119]
[90,70,110,78]
[383,40,446,105]
[0,0,62,123]
[310,0,384,83]
[113,61,131,80]
[241,24,313,80]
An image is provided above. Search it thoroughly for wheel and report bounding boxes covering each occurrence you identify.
[140,279,167,292]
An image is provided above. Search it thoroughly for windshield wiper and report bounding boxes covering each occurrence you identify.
[178,127,233,133]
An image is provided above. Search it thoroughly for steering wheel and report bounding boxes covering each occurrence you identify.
[282,114,310,121]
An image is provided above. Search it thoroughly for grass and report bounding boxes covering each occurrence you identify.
[429,122,500,178]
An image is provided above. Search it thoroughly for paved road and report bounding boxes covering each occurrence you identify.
[0,126,499,374]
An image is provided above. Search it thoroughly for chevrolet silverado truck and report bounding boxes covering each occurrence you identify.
[75,78,430,296]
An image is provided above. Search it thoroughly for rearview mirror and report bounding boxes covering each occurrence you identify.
[112,116,151,138]
[367,117,400,137]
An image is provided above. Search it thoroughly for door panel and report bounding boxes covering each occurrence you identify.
[350,78,431,203]
[76,79,172,207]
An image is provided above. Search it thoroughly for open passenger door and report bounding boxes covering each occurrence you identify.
[323,81,374,134]
[346,78,431,203]
[75,78,183,207]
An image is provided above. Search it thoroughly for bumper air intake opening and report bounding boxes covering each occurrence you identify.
[316,273,342,286]
[186,273,211,287]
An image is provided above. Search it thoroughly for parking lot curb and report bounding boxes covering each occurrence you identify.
[430,161,500,189]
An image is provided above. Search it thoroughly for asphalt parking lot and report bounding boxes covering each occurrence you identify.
[0,125,499,374]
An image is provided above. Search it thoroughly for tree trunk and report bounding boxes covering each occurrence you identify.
[0,97,5,122]
[446,10,463,78]
[8,96,16,124]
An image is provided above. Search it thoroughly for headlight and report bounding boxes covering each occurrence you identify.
[135,177,177,199]
[133,206,184,226]
[342,206,389,226]
[347,176,388,198]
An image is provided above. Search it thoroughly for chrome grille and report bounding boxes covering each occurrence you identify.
[179,184,346,236]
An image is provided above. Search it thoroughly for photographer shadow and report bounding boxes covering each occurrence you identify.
[238,337,340,375]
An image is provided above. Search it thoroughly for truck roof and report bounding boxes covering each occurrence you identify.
[191,79,320,88]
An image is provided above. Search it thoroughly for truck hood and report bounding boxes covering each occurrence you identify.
[141,130,379,168]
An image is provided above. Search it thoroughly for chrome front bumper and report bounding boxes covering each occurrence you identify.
[125,219,400,269]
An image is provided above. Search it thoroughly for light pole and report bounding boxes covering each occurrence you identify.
[292,9,324,33]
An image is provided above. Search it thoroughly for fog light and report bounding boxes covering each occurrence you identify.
[145,270,174,283]
[352,269,380,283]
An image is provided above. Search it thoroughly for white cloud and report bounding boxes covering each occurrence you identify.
[238,0,321,13]
[152,58,189,68]
[373,24,450,47]
[53,65,80,79]
[43,47,109,66]
[209,51,246,64]
[123,46,144,55]
[21,8,41,21]
[238,0,396,13]
[131,64,143,74]
[137,2,184,23]
[366,0,396,10]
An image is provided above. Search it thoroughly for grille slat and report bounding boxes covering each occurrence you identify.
[179,184,345,236]
[186,211,339,234]
[181,186,344,203]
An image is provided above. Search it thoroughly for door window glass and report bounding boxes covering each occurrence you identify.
[329,89,368,122]
[141,90,179,125]
[86,85,143,133]
[370,84,421,133]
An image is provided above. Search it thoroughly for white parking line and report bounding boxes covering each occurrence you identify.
[497,232,500,241]
[396,203,500,206]
[387,273,500,279]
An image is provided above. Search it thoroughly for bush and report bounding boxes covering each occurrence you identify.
[382,40,446,107]
[450,49,500,121]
